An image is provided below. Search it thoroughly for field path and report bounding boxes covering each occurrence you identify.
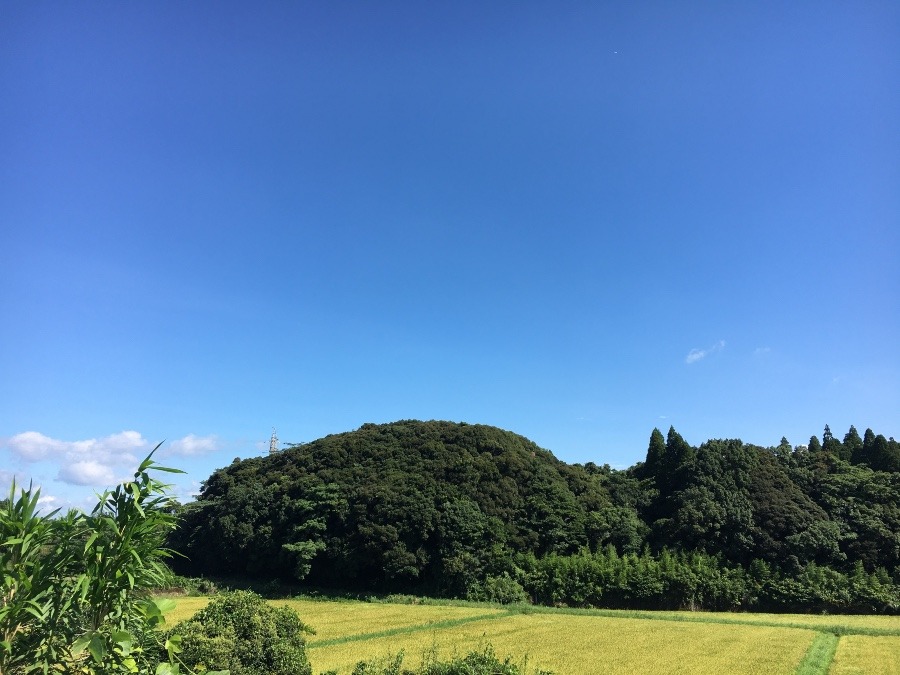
[795,632,839,675]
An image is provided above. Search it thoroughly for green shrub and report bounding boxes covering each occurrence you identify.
[467,573,529,605]
[164,575,221,596]
[170,590,313,675]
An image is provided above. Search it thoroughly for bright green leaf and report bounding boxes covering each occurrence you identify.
[153,597,177,614]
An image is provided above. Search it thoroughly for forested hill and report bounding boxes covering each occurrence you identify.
[170,420,900,612]
[172,420,611,593]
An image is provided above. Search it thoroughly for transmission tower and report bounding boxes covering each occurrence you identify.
[268,428,279,455]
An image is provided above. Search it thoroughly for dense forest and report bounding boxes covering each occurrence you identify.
[169,420,900,613]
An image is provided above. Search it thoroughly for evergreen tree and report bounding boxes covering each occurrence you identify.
[845,426,864,464]
[822,424,848,461]
[859,428,877,466]
[869,434,900,472]
[642,428,666,480]
[664,427,696,488]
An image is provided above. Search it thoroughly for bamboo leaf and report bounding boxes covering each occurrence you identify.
[153,466,186,474]
[83,532,98,553]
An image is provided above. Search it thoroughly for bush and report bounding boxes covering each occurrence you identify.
[169,590,314,675]
[163,575,221,596]
[467,573,529,605]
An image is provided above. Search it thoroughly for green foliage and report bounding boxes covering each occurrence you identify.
[515,546,900,614]
[168,590,313,675]
[466,573,528,605]
[746,450,827,567]
[0,480,73,673]
[170,421,617,594]
[164,576,220,597]
[655,439,755,561]
[518,547,748,611]
[0,448,188,674]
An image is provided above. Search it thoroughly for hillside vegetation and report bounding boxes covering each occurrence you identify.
[170,420,900,612]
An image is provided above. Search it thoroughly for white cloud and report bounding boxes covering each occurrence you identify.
[685,349,705,364]
[754,347,772,356]
[37,494,58,506]
[7,431,69,461]
[2,430,222,489]
[166,434,220,457]
[5,430,151,486]
[58,461,118,486]
[8,430,148,464]
[685,340,725,364]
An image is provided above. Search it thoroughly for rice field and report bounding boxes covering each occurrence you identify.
[272,599,506,643]
[163,596,900,674]
[307,612,814,674]
[163,596,210,624]
[830,636,900,675]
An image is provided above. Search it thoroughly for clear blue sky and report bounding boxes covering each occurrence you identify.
[2,1,897,509]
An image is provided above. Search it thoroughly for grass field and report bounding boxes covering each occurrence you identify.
[162,596,900,674]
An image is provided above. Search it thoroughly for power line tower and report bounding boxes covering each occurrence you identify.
[268,428,279,455]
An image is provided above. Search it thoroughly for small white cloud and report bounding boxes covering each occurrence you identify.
[754,347,772,356]
[58,460,117,486]
[685,350,704,364]
[685,340,725,364]
[37,494,58,507]
[35,493,74,514]
[167,434,220,457]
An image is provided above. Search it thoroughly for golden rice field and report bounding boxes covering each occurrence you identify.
[308,612,813,675]
[611,609,900,632]
[163,596,900,674]
[830,636,900,675]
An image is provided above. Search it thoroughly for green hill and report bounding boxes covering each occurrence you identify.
[170,419,631,593]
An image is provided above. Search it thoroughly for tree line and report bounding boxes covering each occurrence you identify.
[168,420,900,612]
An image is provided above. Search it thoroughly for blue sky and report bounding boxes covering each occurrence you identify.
[1,1,898,510]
